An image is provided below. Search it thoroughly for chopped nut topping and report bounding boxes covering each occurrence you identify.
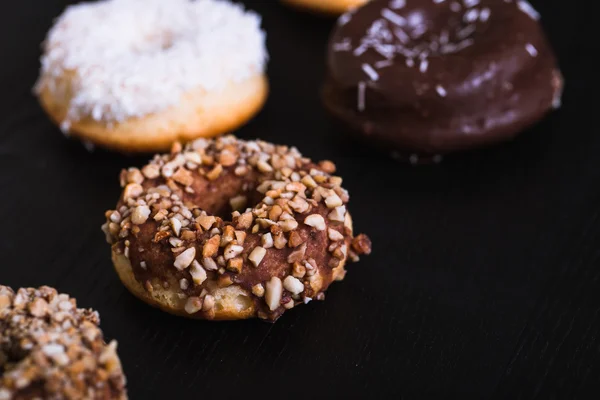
[202,235,220,257]
[257,160,273,173]
[283,276,304,295]
[153,209,168,221]
[206,164,223,180]
[249,246,267,267]
[287,243,307,264]
[265,277,282,311]
[274,232,287,249]
[262,233,274,248]
[328,206,346,222]
[252,283,265,297]
[126,168,144,184]
[172,167,193,186]
[174,247,196,270]
[234,230,247,245]
[236,212,253,229]
[301,175,317,189]
[226,257,243,273]
[196,215,216,231]
[131,205,151,224]
[142,164,160,179]
[278,218,299,232]
[170,217,182,236]
[318,160,336,174]
[292,262,306,278]
[184,297,203,314]
[179,278,189,290]
[328,228,344,241]
[202,295,215,311]
[123,183,143,200]
[325,193,343,208]
[181,230,196,241]
[352,234,372,255]
[0,286,127,398]
[304,214,326,231]
[224,243,244,260]
[189,260,207,285]
[202,257,218,271]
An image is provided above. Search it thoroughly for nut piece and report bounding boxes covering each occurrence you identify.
[203,295,215,311]
[170,218,182,236]
[224,244,244,260]
[287,243,307,264]
[203,235,220,258]
[189,260,207,285]
[248,246,267,267]
[304,214,326,231]
[265,277,283,311]
[142,164,160,179]
[283,276,304,295]
[184,297,203,314]
[174,247,196,270]
[328,206,346,222]
[131,205,151,224]
[206,164,223,181]
[172,168,193,186]
[230,195,247,211]
[196,215,216,230]
[262,233,274,248]
[325,193,343,208]
[123,183,143,200]
[328,228,344,241]
[227,257,243,273]
[252,283,265,297]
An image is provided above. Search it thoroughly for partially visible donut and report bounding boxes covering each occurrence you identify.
[323,0,563,161]
[281,0,369,15]
[102,136,372,322]
[0,286,127,400]
[35,0,268,153]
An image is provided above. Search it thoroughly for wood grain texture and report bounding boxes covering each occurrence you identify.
[0,0,597,398]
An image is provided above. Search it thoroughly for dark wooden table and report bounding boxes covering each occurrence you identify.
[1,0,597,398]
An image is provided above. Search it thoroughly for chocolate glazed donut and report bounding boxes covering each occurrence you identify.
[323,0,563,162]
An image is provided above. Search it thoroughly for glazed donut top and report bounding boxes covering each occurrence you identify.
[0,286,126,400]
[35,0,267,125]
[328,0,561,113]
[103,136,371,320]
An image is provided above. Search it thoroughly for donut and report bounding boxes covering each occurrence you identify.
[0,286,127,400]
[101,136,372,322]
[323,0,564,162]
[35,0,268,153]
[281,0,369,15]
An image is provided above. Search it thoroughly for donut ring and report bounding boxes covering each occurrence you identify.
[102,136,372,322]
[0,286,127,400]
[323,0,563,160]
[280,0,369,15]
[35,0,268,153]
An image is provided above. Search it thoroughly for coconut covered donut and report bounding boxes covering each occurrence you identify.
[0,286,127,400]
[102,136,372,322]
[281,0,369,15]
[35,0,268,153]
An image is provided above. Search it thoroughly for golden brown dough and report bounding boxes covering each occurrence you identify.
[281,0,369,15]
[102,136,372,321]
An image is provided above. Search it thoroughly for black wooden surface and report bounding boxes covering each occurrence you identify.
[1,0,598,398]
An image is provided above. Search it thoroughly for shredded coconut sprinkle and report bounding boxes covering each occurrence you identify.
[35,0,267,125]
[389,0,406,9]
[517,0,540,20]
[381,8,407,26]
[525,43,538,56]
[362,63,380,81]
[357,81,366,112]
[436,85,447,97]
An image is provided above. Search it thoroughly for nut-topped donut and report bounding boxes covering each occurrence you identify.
[102,136,372,322]
[323,0,564,162]
[35,0,268,153]
[0,286,127,400]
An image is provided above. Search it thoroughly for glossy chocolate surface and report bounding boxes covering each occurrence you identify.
[324,0,563,158]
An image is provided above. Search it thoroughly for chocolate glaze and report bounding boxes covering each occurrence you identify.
[323,0,563,158]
